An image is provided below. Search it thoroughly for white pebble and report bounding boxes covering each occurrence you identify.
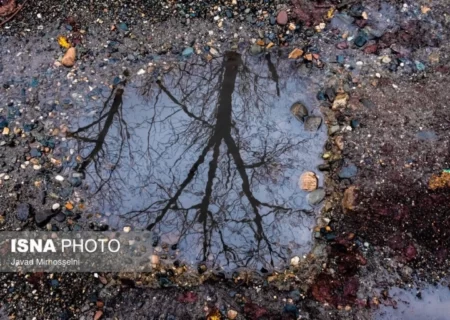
[55,175,64,181]
[123,226,131,233]
[52,203,60,211]
[33,165,42,170]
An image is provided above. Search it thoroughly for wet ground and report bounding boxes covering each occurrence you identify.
[0,0,449,319]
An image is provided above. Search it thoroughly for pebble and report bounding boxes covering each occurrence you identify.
[16,203,31,221]
[290,256,300,266]
[33,165,42,170]
[299,172,318,191]
[290,102,308,122]
[332,92,349,110]
[52,203,61,211]
[304,116,322,131]
[182,47,194,58]
[307,189,325,205]
[61,47,76,68]
[55,175,64,181]
[276,11,288,25]
[338,163,358,179]
[123,226,131,233]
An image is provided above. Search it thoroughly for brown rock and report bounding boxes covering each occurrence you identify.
[428,172,450,190]
[332,92,349,110]
[288,48,304,59]
[342,186,357,213]
[276,10,288,25]
[363,44,378,54]
[334,136,344,150]
[61,47,76,67]
[299,172,318,191]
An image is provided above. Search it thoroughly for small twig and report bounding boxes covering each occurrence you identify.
[0,0,28,28]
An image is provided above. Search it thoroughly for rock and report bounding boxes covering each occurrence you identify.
[338,163,358,179]
[55,175,64,182]
[332,92,349,110]
[342,186,357,213]
[354,32,368,47]
[299,172,318,191]
[290,256,300,266]
[308,189,325,205]
[318,163,330,171]
[118,22,128,31]
[328,125,340,135]
[288,48,303,59]
[35,210,55,226]
[276,10,288,25]
[417,130,438,141]
[16,203,31,221]
[182,47,194,58]
[227,310,238,320]
[52,203,61,211]
[325,88,336,102]
[249,44,262,55]
[335,136,344,150]
[290,102,308,122]
[304,116,322,131]
[62,47,76,67]
[54,212,67,223]
[151,254,160,265]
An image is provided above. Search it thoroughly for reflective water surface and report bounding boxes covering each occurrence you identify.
[68,53,326,270]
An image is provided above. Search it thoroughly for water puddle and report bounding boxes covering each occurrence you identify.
[68,53,327,271]
[376,284,450,320]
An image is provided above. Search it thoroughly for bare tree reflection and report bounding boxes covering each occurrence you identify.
[70,52,318,270]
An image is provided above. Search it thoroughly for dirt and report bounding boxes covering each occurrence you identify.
[0,0,449,319]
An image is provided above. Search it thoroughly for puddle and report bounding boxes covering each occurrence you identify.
[68,53,327,271]
[376,284,450,320]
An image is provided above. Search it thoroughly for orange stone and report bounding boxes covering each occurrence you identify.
[299,172,318,191]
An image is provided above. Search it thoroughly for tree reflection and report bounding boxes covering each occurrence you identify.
[70,52,318,270]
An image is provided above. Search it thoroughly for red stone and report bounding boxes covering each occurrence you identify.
[276,10,288,25]
[363,44,378,54]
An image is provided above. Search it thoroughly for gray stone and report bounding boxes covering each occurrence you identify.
[304,116,322,131]
[308,189,325,205]
[338,163,358,179]
[16,203,31,221]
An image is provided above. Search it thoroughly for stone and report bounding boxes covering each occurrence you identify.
[35,210,55,226]
[16,203,31,221]
[342,186,357,213]
[52,203,61,211]
[182,47,194,58]
[290,102,308,122]
[276,10,288,25]
[332,92,349,110]
[338,163,358,179]
[290,256,300,266]
[308,189,325,205]
[304,116,322,131]
[318,163,330,171]
[54,212,66,223]
[151,254,160,265]
[249,44,262,55]
[288,48,303,59]
[325,88,336,102]
[227,310,238,320]
[299,172,318,191]
[335,136,344,150]
[61,47,76,67]
[55,175,64,182]
[328,125,340,135]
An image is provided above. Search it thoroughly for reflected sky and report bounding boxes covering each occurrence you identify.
[68,52,326,271]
